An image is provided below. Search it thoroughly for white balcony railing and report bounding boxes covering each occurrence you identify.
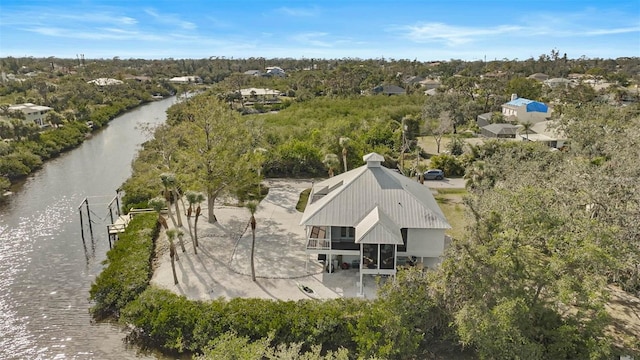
[306,238,331,251]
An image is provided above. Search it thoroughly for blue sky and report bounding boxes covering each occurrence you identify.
[0,0,638,61]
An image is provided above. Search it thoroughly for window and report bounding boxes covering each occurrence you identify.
[380,244,395,269]
[340,227,355,238]
[310,226,326,239]
[362,244,379,269]
[398,228,408,252]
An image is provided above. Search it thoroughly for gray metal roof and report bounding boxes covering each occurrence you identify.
[355,206,403,245]
[300,153,450,230]
[482,123,519,135]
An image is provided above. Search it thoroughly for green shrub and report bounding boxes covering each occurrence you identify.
[89,213,158,319]
[264,139,325,177]
[0,150,42,179]
[429,153,465,177]
[121,286,364,355]
[121,287,203,353]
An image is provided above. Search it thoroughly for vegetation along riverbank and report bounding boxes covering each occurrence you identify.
[0,57,182,195]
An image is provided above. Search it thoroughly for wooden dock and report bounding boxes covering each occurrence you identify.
[107,215,130,235]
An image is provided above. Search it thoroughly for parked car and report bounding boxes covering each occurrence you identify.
[424,169,444,180]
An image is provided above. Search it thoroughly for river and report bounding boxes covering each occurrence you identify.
[0,97,176,360]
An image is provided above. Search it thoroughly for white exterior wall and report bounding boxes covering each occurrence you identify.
[517,110,549,124]
[502,105,549,124]
[405,228,445,257]
[25,110,49,126]
[502,106,517,117]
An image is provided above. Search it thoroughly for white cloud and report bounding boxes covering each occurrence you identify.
[277,6,320,17]
[402,23,524,46]
[291,32,332,47]
[144,8,196,30]
[120,17,138,25]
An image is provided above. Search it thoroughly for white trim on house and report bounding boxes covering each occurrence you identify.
[300,152,450,296]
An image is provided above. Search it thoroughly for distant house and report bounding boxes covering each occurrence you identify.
[482,71,507,79]
[8,103,53,127]
[501,95,551,124]
[419,78,441,90]
[169,76,202,84]
[265,66,286,77]
[424,88,438,96]
[403,75,425,85]
[481,123,519,138]
[372,84,406,96]
[244,70,262,76]
[518,120,567,149]
[544,78,572,89]
[124,75,152,82]
[238,87,281,102]
[528,73,549,82]
[300,153,450,296]
[87,78,123,86]
[476,112,493,127]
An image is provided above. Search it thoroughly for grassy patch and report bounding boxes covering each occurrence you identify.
[435,188,468,195]
[296,188,311,212]
[435,189,469,240]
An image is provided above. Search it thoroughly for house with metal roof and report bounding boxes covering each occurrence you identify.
[481,123,519,138]
[265,66,286,77]
[87,78,123,86]
[372,84,406,96]
[528,73,549,82]
[243,69,262,76]
[300,152,450,295]
[501,94,551,124]
[8,103,53,127]
[517,120,568,149]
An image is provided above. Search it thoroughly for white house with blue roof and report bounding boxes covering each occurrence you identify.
[502,94,551,124]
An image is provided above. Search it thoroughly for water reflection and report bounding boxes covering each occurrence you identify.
[0,98,175,359]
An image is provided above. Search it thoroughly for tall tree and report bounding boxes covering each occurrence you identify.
[185,190,205,253]
[439,184,615,359]
[339,137,350,173]
[166,229,179,285]
[322,153,340,177]
[246,201,258,282]
[160,172,179,227]
[174,94,258,223]
[148,196,169,230]
[423,111,453,154]
[505,77,543,100]
[519,121,533,141]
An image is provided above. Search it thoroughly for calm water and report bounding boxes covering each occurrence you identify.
[0,98,176,360]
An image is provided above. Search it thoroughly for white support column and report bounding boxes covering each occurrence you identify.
[393,244,398,278]
[358,245,364,296]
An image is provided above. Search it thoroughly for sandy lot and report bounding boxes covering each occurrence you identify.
[151,179,380,301]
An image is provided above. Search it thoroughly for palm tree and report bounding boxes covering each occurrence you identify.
[176,229,186,253]
[464,160,494,192]
[246,201,258,282]
[323,153,340,177]
[253,147,267,194]
[148,196,169,230]
[185,190,205,253]
[160,173,182,227]
[339,137,350,172]
[166,229,179,285]
[520,121,533,141]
